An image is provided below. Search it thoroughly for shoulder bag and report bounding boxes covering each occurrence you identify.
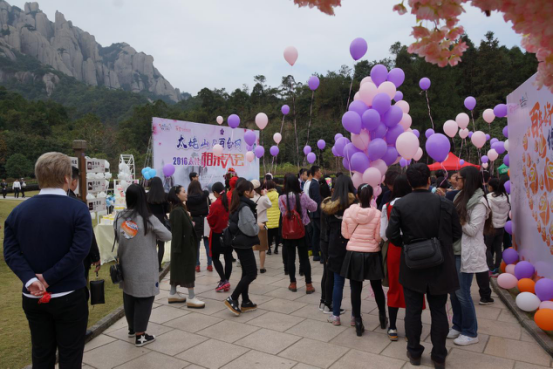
[110,213,124,284]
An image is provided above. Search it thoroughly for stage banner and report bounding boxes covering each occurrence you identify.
[507,74,553,278]
[152,117,260,191]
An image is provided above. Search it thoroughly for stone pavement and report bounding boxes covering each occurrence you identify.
[83,249,553,369]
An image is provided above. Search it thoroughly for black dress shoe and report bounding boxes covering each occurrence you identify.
[354,317,365,337]
[407,351,421,366]
[432,359,445,369]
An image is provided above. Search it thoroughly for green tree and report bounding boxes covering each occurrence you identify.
[6,153,33,178]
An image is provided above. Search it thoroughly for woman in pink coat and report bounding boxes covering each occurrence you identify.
[341,184,386,337]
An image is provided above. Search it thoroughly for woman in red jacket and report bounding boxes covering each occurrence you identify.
[207,182,232,292]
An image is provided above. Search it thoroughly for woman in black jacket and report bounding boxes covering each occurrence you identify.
[187,180,212,272]
[319,177,334,312]
[147,177,171,271]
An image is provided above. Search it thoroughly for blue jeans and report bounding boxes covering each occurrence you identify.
[332,272,345,317]
[450,256,478,337]
[196,238,212,266]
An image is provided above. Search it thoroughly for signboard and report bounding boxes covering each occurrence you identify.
[87,179,107,193]
[86,159,105,173]
[70,157,78,168]
[88,198,106,212]
[152,117,260,190]
[507,73,553,278]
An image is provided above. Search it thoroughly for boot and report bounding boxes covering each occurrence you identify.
[306,283,315,294]
[379,311,388,329]
[355,317,365,337]
[288,282,297,292]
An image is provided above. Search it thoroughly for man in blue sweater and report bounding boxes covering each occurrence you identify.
[4,152,93,368]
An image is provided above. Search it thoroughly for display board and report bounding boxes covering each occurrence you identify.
[507,73,553,278]
[152,117,260,190]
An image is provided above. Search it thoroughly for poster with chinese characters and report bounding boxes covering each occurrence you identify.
[152,117,260,191]
[507,73,553,278]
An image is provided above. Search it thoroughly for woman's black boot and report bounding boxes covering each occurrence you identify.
[379,311,388,329]
[355,317,365,337]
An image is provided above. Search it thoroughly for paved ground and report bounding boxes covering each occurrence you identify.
[83,249,553,369]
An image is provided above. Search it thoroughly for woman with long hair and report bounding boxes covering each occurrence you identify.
[251,179,272,273]
[321,175,356,325]
[265,180,281,255]
[485,177,510,274]
[207,182,232,292]
[224,180,260,316]
[278,173,318,294]
[167,185,205,309]
[187,180,212,272]
[116,184,172,347]
[319,177,333,312]
[449,166,491,346]
[147,177,170,271]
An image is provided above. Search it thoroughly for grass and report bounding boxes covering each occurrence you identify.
[0,197,123,369]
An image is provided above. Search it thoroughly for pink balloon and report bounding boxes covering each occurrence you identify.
[396,132,419,160]
[352,171,363,188]
[360,76,372,86]
[216,116,223,125]
[459,128,469,139]
[414,147,423,161]
[443,120,458,138]
[353,92,361,101]
[370,159,388,176]
[487,149,498,161]
[351,130,370,151]
[255,112,268,130]
[471,131,486,149]
[359,82,377,106]
[456,113,470,129]
[539,301,553,310]
[363,167,382,187]
[399,113,412,130]
[395,100,410,114]
[376,81,396,100]
[497,273,518,289]
[483,108,495,124]
[506,264,516,276]
[213,144,223,156]
[283,46,298,66]
[373,186,382,197]
[246,151,255,162]
[482,162,489,169]
[273,132,282,144]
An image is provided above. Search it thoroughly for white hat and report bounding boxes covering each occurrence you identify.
[251,179,261,189]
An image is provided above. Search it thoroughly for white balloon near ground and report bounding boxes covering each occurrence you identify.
[515,292,541,312]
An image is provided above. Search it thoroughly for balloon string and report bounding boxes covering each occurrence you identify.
[440,162,448,186]
[346,150,353,177]
[292,92,299,168]
[346,71,354,111]
[457,139,464,170]
[424,90,435,130]
[470,110,476,132]
[305,90,314,147]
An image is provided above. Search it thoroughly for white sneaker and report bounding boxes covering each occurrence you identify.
[454,334,479,346]
[447,328,461,339]
[168,293,186,304]
[187,297,205,309]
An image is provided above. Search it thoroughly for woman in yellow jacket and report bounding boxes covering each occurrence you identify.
[266,180,281,255]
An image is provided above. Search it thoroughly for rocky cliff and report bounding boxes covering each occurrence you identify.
[0,1,182,102]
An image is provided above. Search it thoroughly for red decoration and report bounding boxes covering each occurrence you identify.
[38,292,51,304]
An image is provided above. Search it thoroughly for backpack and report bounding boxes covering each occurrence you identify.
[280,195,305,240]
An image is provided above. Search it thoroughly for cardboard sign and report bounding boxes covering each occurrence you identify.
[86,159,105,173]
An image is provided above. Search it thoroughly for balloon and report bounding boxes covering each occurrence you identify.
[370,159,388,176]
[468,131,473,138]
[370,64,388,86]
[246,144,253,151]
[394,91,403,101]
[395,100,410,114]
[335,137,349,156]
[141,168,149,177]
[342,111,362,134]
[500,261,507,273]
[349,100,369,117]
[396,132,419,160]
[471,131,486,149]
[371,123,388,139]
[352,171,363,188]
[372,93,392,115]
[359,82,378,106]
[303,146,312,155]
[493,141,506,154]
[308,75,320,91]
[464,96,476,110]
[455,113,470,129]
[426,133,451,162]
[350,152,370,172]
[490,138,499,145]
[344,143,362,160]
[273,132,282,144]
[412,129,420,138]
[334,133,343,142]
[481,155,489,164]
[377,81,397,100]
[487,149,498,161]
[540,301,553,310]
[350,37,368,61]
[494,103,508,118]
[317,139,326,150]
[504,140,510,152]
[486,134,491,141]
[399,113,412,131]
[270,145,279,157]
[505,220,513,235]
[255,112,269,130]
[503,126,509,138]
[228,114,240,129]
[254,146,265,158]
[382,146,399,166]
[386,125,404,146]
[504,180,511,195]
[213,144,224,156]
[246,151,255,162]
[284,46,298,66]
[373,185,382,197]
[149,168,157,179]
[414,147,423,161]
[425,129,435,138]
[281,105,290,115]
[362,167,381,187]
[518,278,536,293]
[399,158,409,167]
[351,130,370,150]
[244,130,257,146]
[497,273,518,289]
[535,279,553,301]
[360,76,372,86]
[443,120,458,138]
[163,164,175,177]
[342,157,351,170]
[383,106,403,127]
[216,116,223,125]
[506,264,516,275]
[516,292,541,312]
[419,77,431,90]
[361,109,381,131]
[331,146,339,156]
[503,248,519,264]
[483,109,495,124]
[459,128,469,139]
[459,159,465,165]
[534,309,553,331]
[387,68,405,88]
[482,162,489,169]
[353,92,361,101]
[514,261,535,280]
[367,138,387,161]
[307,152,316,164]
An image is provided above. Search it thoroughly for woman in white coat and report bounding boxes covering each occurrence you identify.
[251,179,272,273]
[485,177,510,274]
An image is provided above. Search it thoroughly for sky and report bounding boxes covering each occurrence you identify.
[10,0,523,96]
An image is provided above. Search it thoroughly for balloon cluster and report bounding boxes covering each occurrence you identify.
[241,113,270,163]
[141,166,157,181]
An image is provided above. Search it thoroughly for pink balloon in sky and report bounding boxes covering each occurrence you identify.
[283,46,298,66]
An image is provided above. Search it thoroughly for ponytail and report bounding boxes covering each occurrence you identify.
[212,182,228,212]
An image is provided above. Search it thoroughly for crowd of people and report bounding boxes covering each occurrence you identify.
[3,152,512,369]
[1,178,27,198]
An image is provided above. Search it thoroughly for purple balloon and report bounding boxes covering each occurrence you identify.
[362,109,381,131]
[371,123,388,139]
[387,68,405,88]
[254,145,265,158]
[502,248,519,264]
[412,129,420,138]
[504,154,510,167]
[335,137,349,156]
[503,126,509,138]
[459,159,465,166]
[367,138,387,161]
[494,141,506,154]
[464,96,476,110]
[244,130,257,146]
[281,105,290,115]
[372,93,392,115]
[334,133,343,142]
[485,134,490,141]
[342,111,362,134]
[317,139,326,150]
[393,91,403,101]
[163,163,175,177]
[303,145,312,155]
[342,157,351,170]
[350,37,368,61]
[505,220,513,235]
[246,144,253,151]
[490,138,499,145]
[468,131,473,138]
[481,155,489,163]
[425,129,435,138]
[425,133,450,162]
[350,152,370,172]
[386,125,404,145]
[399,158,409,167]
[504,180,511,194]
[383,105,403,127]
[370,64,388,86]
[382,146,399,166]
[270,145,279,157]
[307,152,316,164]
[349,100,369,117]
[514,261,535,280]
[344,143,361,159]
[308,76,320,91]
[419,77,431,90]
[535,278,553,301]
[228,114,240,129]
[494,103,508,118]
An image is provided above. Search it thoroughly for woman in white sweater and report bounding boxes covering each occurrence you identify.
[485,178,510,274]
[251,179,272,273]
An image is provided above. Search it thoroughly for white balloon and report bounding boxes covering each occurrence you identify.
[359,82,378,107]
[483,109,495,124]
[120,180,128,187]
[455,113,470,129]
[86,193,95,200]
[516,292,541,312]
[213,144,223,157]
[95,172,104,179]
[487,149,499,161]
[504,139,509,151]
[273,133,282,144]
[104,160,110,169]
[414,147,423,161]
[376,81,396,100]
[255,112,269,130]
[471,131,487,149]
[395,100,410,114]
[97,191,107,198]
[399,113,412,130]
[443,120,458,138]
[216,116,224,125]
[482,162,489,169]
[395,132,419,160]
[459,128,469,139]
[104,172,112,179]
[246,151,255,162]
[353,92,361,101]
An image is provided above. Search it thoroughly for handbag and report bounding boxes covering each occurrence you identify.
[89,272,105,305]
[110,214,124,284]
[403,198,444,270]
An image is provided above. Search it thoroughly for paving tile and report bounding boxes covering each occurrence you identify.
[285,318,347,342]
[271,278,306,289]
[113,351,190,369]
[292,364,320,369]
[265,287,308,301]
[195,275,224,286]
[196,320,260,343]
[329,348,405,369]
[179,298,227,316]
[105,322,173,341]
[375,318,431,342]
[521,330,537,343]
[176,339,249,369]
[380,339,434,367]
[149,305,190,324]
[247,283,280,295]
[477,317,522,339]
[484,336,552,366]
[83,340,149,369]
[146,329,209,356]
[330,328,392,354]
[244,293,275,305]
[473,304,502,320]
[84,334,116,352]
[293,293,324,306]
[434,333,489,353]
[221,350,297,369]
[234,328,301,355]
[197,289,231,301]
[247,312,305,332]
[258,298,307,314]
[279,338,349,368]
[212,307,269,323]
[164,312,223,333]
[497,309,520,324]
[446,348,515,369]
[514,362,553,369]
[255,274,287,285]
[104,317,128,333]
[291,305,333,323]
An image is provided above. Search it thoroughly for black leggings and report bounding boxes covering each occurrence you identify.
[123,293,155,333]
[284,237,311,284]
[350,279,386,319]
[267,227,280,251]
[211,232,233,282]
[388,307,399,330]
[156,240,165,269]
[320,242,334,306]
[231,248,257,302]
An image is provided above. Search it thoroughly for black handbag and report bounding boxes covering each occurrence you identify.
[403,199,444,270]
[90,272,105,305]
[221,227,234,248]
[110,214,124,284]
